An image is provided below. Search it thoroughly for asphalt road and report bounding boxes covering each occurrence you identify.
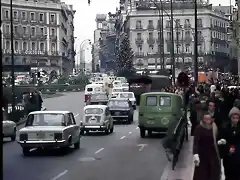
[3,92,168,180]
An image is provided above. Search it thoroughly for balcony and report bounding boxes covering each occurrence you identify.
[197,23,203,28]
[50,35,57,41]
[136,25,143,30]
[184,24,191,29]
[147,38,155,45]
[38,34,47,40]
[3,33,11,39]
[166,24,171,28]
[165,37,172,42]
[185,36,192,43]
[51,51,60,56]
[156,37,162,44]
[22,34,30,40]
[135,38,144,44]
[135,52,144,57]
[147,24,155,30]
[197,35,204,42]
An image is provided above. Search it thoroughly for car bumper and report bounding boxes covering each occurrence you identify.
[80,125,107,131]
[112,116,129,121]
[18,140,67,148]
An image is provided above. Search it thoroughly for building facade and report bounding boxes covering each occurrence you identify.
[120,0,231,72]
[1,0,75,76]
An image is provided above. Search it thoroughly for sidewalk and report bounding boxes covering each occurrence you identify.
[167,135,225,180]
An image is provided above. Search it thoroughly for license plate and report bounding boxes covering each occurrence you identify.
[115,112,120,115]
[37,132,45,139]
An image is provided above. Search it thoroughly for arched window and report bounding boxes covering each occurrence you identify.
[22,58,27,64]
[32,42,35,50]
[23,42,27,50]
[14,41,19,50]
[40,43,44,51]
[51,43,56,51]
[6,41,10,49]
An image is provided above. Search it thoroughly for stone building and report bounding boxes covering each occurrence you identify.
[1,0,75,76]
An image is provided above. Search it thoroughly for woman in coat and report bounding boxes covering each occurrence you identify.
[192,113,221,180]
[218,107,240,180]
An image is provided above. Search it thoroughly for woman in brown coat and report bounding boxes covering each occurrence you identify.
[192,113,221,180]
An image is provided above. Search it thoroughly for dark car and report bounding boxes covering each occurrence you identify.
[108,98,134,124]
[86,93,109,105]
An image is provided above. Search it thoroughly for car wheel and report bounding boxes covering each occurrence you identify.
[80,130,84,135]
[110,125,114,133]
[105,126,110,135]
[140,128,145,138]
[74,138,80,149]
[11,129,16,141]
[148,130,152,136]
[22,148,30,156]
[127,117,132,124]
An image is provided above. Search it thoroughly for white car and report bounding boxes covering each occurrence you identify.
[18,111,81,156]
[121,83,129,92]
[112,87,124,93]
[3,120,17,141]
[117,92,136,109]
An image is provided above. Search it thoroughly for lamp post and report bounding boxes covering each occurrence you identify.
[170,0,175,84]
[193,0,198,85]
[10,0,16,113]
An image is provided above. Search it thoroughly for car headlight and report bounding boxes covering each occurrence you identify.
[161,118,169,125]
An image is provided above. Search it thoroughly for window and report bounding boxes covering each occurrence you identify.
[159,97,171,106]
[31,27,35,36]
[30,12,35,21]
[26,114,65,127]
[22,58,27,64]
[22,12,26,20]
[176,31,180,39]
[14,26,18,34]
[148,20,153,25]
[50,14,55,22]
[23,26,27,34]
[176,44,180,53]
[15,41,19,50]
[32,42,36,50]
[167,43,171,52]
[40,43,44,51]
[5,25,10,33]
[146,96,157,106]
[6,41,10,49]
[167,32,171,40]
[149,32,153,39]
[23,42,27,50]
[40,27,44,35]
[39,13,44,21]
[185,44,190,53]
[185,19,190,24]
[149,45,154,52]
[51,43,56,51]
[51,28,55,36]
[136,20,141,28]
[5,57,9,64]
[137,33,141,39]
[13,11,18,19]
[137,45,142,52]
[5,10,9,18]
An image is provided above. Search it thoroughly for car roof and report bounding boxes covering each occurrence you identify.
[109,98,129,101]
[84,105,108,109]
[142,92,178,96]
[118,92,133,94]
[29,111,71,115]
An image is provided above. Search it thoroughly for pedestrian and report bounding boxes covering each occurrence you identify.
[218,107,240,180]
[192,113,221,180]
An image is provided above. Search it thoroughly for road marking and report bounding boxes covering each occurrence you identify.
[160,162,171,180]
[120,136,126,139]
[129,132,132,135]
[74,113,79,117]
[136,127,139,129]
[95,148,104,154]
[137,144,148,151]
[51,170,68,180]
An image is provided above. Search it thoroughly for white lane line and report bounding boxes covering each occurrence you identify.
[160,162,171,180]
[137,144,147,151]
[95,148,104,154]
[74,113,79,117]
[120,136,126,139]
[51,170,68,180]
[129,132,132,135]
[136,127,139,129]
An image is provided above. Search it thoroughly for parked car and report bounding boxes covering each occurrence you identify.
[80,105,114,135]
[2,108,17,141]
[108,98,134,124]
[18,110,81,156]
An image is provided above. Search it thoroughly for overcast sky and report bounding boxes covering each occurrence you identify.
[64,0,234,63]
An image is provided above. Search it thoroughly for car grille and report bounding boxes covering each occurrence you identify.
[111,111,128,116]
[85,116,101,123]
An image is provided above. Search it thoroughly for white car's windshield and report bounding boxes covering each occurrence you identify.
[26,113,64,126]
[85,108,103,114]
[108,101,129,108]
[119,93,133,99]
[122,83,128,87]
[113,88,122,92]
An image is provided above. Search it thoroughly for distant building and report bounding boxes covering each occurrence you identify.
[1,0,76,76]
[120,0,232,72]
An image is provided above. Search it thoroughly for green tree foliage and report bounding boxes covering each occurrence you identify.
[116,34,134,77]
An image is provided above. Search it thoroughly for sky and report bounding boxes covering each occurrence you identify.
[63,0,234,64]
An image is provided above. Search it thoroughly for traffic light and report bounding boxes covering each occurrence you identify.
[88,0,91,5]
[177,72,189,87]
[37,72,41,78]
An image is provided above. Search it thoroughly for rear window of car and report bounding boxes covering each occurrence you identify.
[146,96,157,106]
[85,108,103,114]
[87,88,93,91]
[159,96,171,106]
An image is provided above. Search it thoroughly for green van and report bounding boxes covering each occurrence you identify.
[138,92,183,138]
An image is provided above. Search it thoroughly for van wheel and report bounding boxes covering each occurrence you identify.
[140,128,145,138]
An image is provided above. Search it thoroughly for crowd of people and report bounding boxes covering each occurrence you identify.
[186,83,240,180]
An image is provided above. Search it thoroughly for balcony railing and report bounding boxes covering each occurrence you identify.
[184,24,191,28]
[135,38,144,44]
[135,52,144,57]
[147,24,155,30]
[147,38,155,44]
[136,25,143,30]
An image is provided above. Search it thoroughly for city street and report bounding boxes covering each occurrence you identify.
[3,92,169,180]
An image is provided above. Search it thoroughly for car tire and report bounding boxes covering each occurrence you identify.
[140,128,146,138]
[11,132,16,141]
[80,130,84,135]
[105,127,110,135]
[110,125,114,133]
[22,148,30,156]
[74,139,80,149]
[148,130,152,136]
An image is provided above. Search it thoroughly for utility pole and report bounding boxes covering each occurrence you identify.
[161,3,165,69]
[176,26,179,69]
[170,0,175,83]
[10,0,16,113]
[194,0,198,84]
[181,28,184,71]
